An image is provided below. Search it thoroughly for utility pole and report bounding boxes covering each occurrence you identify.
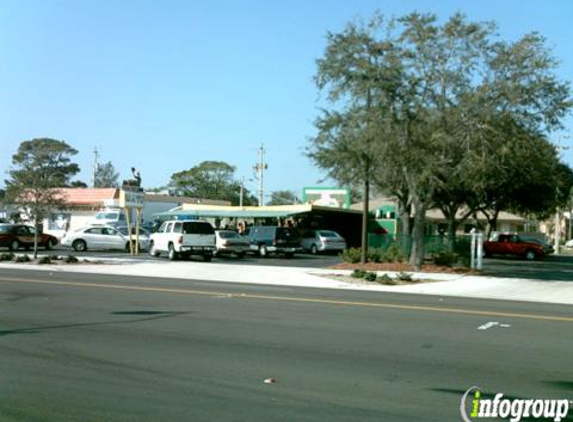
[239,177,244,207]
[92,147,99,188]
[253,144,268,207]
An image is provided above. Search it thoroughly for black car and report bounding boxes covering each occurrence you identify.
[245,226,301,258]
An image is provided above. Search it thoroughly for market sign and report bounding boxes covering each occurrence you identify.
[119,189,144,208]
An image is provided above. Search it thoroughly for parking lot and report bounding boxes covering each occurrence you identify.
[40,245,573,280]
[48,245,343,269]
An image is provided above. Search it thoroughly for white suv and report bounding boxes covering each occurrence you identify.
[149,220,216,261]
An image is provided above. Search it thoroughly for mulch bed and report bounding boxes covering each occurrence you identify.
[329,262,479,274]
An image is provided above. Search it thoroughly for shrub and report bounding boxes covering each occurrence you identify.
[14,255,31,263]
[0,252,15,262]
[38,256,52,265]
[367,248,383,263]
[397,272,414,282]
[341,248,362,264]
[377,274,398,285]
[433,251,458,267]
[351,269,367,278]
[363,272,378,282]
[64,255,79,263]
[381,244,406,263]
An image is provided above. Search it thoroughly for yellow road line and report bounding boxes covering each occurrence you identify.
[1,276,572,323]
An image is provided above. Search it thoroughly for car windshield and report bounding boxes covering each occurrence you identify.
[95,212,119,220]
[317,231,339,238]
[117,227,147,236]
[218,231,241,239]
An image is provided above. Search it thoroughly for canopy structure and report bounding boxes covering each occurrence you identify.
[153,204,356,220]
[153,204,363,247]
[155,209,306,220]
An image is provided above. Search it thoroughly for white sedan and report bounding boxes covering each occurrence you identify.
[61,225,150,252]
[300,230,346,254]
[214,230,250,258]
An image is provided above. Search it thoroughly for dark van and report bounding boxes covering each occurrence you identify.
[245,226,301,258]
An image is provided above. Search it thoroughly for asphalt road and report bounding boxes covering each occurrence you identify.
[0,269,572,421]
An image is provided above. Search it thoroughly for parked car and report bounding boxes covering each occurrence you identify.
[245,226,301,258]
[0,224,58,251]
[61,224,148,252]
[148,220,216,261]
[483,233,546,260]
[214,230,250,258]
[301,230,346,254]
[520,236,554,255]
[116,226,151,250]
[92,209,127,227]
[565,239,573,249]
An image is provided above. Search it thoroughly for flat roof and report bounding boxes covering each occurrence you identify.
[153,204,361,219]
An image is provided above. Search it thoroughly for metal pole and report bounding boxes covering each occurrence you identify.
[258,145,264,207]
[135,208,141,255]
[240,178,244,207]
[92,147,99,188]
[476,232,483,270]
[253,144,267,207]
[470,229,476,269]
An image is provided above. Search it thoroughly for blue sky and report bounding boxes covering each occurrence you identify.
[1,0,572,201]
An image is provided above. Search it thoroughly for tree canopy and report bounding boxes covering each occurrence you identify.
[5,138,80,257]
[94,161,120,188]
[267,190,299,206]
[169,161,257,206]
[309,12,572,268]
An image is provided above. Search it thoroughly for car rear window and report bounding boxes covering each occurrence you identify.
[219,231,240,239]
[276,228,298,240]
[0,225,11,234]
[183,222,215,235]
[317,231,338,238]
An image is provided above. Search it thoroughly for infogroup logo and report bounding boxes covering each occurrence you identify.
[460,386,571,422]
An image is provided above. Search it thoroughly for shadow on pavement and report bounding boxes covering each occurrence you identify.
[481,255,573,281]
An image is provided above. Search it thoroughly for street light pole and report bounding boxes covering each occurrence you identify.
[253,144,268,207]
[92,147,99,188]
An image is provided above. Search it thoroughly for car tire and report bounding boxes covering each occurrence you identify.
[9,240,20,251]
[148,241,160,257]
[203,254,212,262]
[168,244,178,261]
[46,239,55,250]
[310,244,318,255]
[524,250,536,261]
[237,252,245,259]
[259,245,268,258]
[285,252,294,259]
[72,240,87,252]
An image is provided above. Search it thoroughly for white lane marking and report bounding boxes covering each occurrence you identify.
[478,321,499,330]
[478,321,512,330]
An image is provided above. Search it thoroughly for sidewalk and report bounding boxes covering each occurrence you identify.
[1,256,573,305]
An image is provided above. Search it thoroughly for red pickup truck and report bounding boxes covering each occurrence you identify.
[483,234,546,260]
